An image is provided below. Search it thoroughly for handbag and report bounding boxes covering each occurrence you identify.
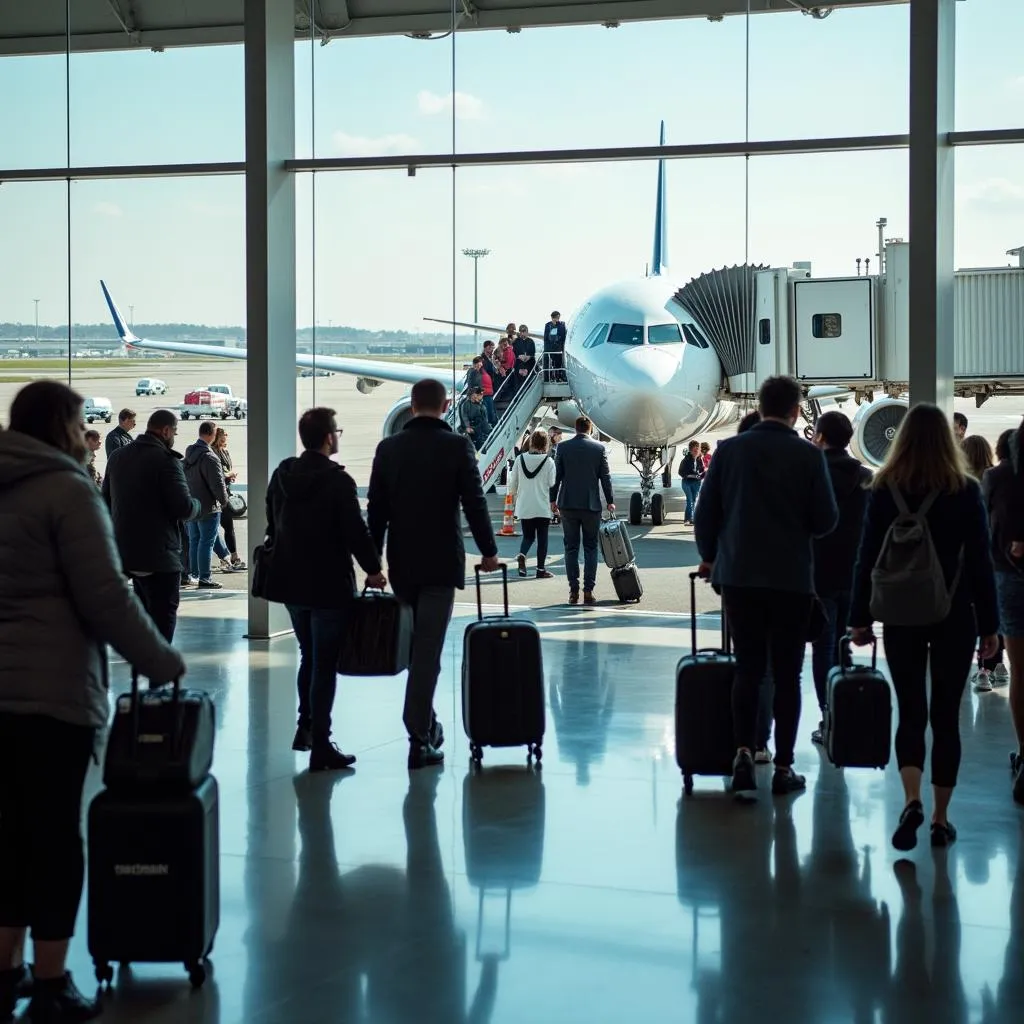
[337,589,413,676]
[226,492,247,518]
[250,541,274,600]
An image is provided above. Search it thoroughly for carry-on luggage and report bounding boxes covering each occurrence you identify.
[599,515,634,570]
[337,588,413,676]
[611,564,643,603]
[103,672,215,793]
[462,565,545,765]
[88,774,220,988]
[675,572,736,794]
[823,636,892,769]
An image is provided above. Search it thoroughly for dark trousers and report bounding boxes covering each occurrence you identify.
[519,518,550,569]
[723,586,813,767]
[0,713,94,940]
[392,583,456,743]
[220,507,238,557]
[178,521,190,578]
[755,673,775,750]
[287,605,347,749]
[883,614,977,788]
[811,590,852,713]
[132,570,181,645]
[561,510,601,594]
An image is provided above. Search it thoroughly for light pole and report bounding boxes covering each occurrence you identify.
[33,299,39,346]
[461,248,491,350]
[129,305,135,330]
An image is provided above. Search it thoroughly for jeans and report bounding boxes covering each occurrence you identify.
[132,570,181,647]
[682,479,701,522]
[561,510,601,594]
[392,583,456,743]
[723,586,813,767]
[187,511,229,581]
[287,605,347,749]
[0,713,95,940]
[483,395,497,426]
[883,614,976,788]
[811,591,851,713]
[520,518,550,569]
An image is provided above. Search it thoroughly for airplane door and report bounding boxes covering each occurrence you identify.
[793,278,875,381]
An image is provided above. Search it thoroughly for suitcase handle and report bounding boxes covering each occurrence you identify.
[688,571,729,656]
[839,633,877,671]
[475,888,512,962]
[129,668,186,761]
[474,563,509,620]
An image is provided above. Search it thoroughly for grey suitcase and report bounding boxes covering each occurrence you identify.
[599,516,634,570]
[611,564,643,603]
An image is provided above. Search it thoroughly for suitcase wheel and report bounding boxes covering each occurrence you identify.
[683,773,694,796]
[187,961,207,989]
[94,962,114,987]
[470,744,483,765]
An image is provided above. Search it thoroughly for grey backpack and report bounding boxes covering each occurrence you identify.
[869,484,961,626]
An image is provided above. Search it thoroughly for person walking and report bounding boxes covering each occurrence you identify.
[84,429,102,487]
[183,420,231,589]
[543,311,567,382]
[807,411,871,745]
[552,415,615,606]
[264,408,386,772]
[212,426,246,572]
[367,379,500,769]
[103,408,200,647]
[0,381,184,1023]
[509,429,558,580]
[678,440,705,525]
[695,375,838,796]
[849,403,998,850]
[104,407,135,458]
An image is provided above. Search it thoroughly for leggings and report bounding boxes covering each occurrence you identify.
[0,712,95,940]
[221,508,238,557]
[519,518,550,569]
[883,615,977,788]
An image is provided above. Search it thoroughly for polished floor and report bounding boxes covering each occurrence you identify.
[45,591,1024,1023]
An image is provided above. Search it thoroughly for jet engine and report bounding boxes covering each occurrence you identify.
[850,397,908,467]
[356,376,383,395]
[381,396,415,438]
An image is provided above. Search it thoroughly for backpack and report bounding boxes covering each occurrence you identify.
[869,483,961,626]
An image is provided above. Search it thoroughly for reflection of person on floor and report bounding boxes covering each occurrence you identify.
[980,823,1024,1024]
[549,639,615,785]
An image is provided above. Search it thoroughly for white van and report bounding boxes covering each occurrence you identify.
[136,377,167,396]
[83,397,113,424]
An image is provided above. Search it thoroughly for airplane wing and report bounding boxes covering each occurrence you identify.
[101,281,461,389]
[424,317,545,343]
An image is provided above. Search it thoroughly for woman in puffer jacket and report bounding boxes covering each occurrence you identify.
[0,381,185,1022]
[509,429,558,580]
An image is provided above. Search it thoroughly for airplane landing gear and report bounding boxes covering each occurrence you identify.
[627,446,672,526]
[662,466,672,488]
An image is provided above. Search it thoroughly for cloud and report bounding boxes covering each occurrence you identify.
[960,178,1024,206]
[93,201,123,218]
[417,90,484,120]
[331,131,418,156]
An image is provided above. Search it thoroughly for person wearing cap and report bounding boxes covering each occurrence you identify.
[543,311,568,383]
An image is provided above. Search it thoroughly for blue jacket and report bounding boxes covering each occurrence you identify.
[849,478,998,634]
[694,420,838,594]
[543,321,567,353]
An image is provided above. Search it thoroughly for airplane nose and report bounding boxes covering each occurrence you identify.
[603,347,687,444]
[616,346,680,391]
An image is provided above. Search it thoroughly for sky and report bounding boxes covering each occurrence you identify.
[0,0,1022,333]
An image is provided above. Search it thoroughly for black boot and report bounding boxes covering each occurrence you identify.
[0,964,32,1019]
[27,972,101,1023]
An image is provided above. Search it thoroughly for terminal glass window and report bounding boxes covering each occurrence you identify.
[648,323,683,345]
[581,322,609,349]
[607,323,645,346]
[811,313,843,339]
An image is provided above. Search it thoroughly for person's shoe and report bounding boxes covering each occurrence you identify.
[309,743,357,772]
[754,747,772,764]
[583,591,597,606]
[731,750,757,792]
[197,579,223,590]
[683,519,693,526]
[219,559,236,573]
[568,590,580,605]
[993,663,1010,687]
[771,767,807,795]
[892,800,925,851]
[429,718,445,751]
[230,558,248,571]
[184,575,199,587]
[0,964,31,1018]
[292,724,312,752]
[517,554,528,578]
[408,740,444,770]
[811,721,825,746]
[535,569,554,579]
[930,821,957,848]
[1013,758,1024,805]
[26,972,101,1023]
[974,669,993,692]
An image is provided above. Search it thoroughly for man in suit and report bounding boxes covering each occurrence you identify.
[368,378,500,769]
[552,415,615,605]
[695,375,838,797]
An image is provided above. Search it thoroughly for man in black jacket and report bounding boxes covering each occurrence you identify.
[183,421,231,588]
[512,325,537,392]
[543,311,567,382]
[808,411,872,745]
[266,407,386,772]
[104,407,136,458]
[367,379,500,769]
[103,408,200,648]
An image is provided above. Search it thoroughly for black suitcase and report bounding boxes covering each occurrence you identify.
[337,588,413,676]
[823,636,892,769]
[675,572,736,794]
[103,672,215,793]
[462,565,545,765]
[611,564,643,603]
[87,774,220,988]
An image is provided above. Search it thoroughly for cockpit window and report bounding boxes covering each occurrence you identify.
[581,322,609,350]
[681,323,711,349]
[607,323,644,346]
[648,323,683,345]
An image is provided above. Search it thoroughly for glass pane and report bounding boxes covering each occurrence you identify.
[607,324,645,346]
[0,50,68,170]
[955,145,1024,269]
[956,0,1024,132]
[648,323,683,345]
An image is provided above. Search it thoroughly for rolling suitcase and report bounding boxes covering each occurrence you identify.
[611,564,643,603]
[88,774,220,988]
[599,515,634,570]
[675,572,736,794]
[462,565,545,765]
[823,636,892,769]
[337,588,413,675]
[103,672,215,793]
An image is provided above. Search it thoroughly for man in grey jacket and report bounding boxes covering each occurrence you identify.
[552,415,615,605]
[695,375,837,797]
[183,420,231,589]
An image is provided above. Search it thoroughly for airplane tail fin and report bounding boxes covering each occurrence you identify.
[100,280,140,346]
[650,121,668,277]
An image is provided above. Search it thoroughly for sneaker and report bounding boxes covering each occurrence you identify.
[408,741,444,770]
[180,574,193,587]
[197,579,223,590]
[930,821,957,848]
[993,663,1010,687]
[974,669,993,692]
[517,553,528,578]
[583,591,597,606]
[292,724,312,752]
[892,799,925,852]
[731,750,757,792]
[771,767,807,795]
[309,743,357,772]
[27,972,101,1023]
[218,559,235,573]
[754,747,772,764]
[184,575,199,587]
[536,569,554,579]
[230,559,248,571]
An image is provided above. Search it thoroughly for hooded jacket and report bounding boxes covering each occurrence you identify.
[812,448,872,595]
[0,430,184,728]
[265,451,382,609]
[508,451,557,521]
[184,437,229,516]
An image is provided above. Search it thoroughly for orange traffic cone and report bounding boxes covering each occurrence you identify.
[499,491,517,536]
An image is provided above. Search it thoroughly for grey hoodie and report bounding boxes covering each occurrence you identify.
[184,437,229,516]
[0,430,185,729]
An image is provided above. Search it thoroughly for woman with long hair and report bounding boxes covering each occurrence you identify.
[850,403,998,851]
[963,434,995,481]
[211,426,246,573]
[508,429,557,580]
